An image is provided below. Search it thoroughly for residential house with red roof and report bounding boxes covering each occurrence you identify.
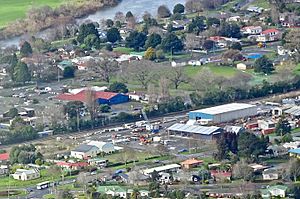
[56,90,129,105]
[257,29,281,42]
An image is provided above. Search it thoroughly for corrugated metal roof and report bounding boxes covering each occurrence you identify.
[190,103,256,115]
[285,106,300,116]
[167,123,220,135]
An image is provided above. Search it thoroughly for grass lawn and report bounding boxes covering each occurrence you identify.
[249,0,271,9]
[113,47,134,54]
[183,64,239,78]
[0,0,65,28]
[0,169,75,189]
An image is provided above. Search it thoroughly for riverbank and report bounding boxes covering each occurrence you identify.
[0,0,121,40]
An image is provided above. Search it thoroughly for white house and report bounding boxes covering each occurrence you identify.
[262,169,279,180]
[88,141,115,153]
[70,144,99,159]
[12,169,40,181]
[241,26,262,35]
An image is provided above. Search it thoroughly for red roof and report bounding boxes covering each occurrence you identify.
[0,153,9,161]
[57,161,89,167]
[56,90,118,102]
[210,170,232,177]
[261,29,279,35]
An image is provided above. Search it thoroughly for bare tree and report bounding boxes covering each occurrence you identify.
[85,87,97,126]
[93,58,119,83]
[167,67,188,89]
[124,60,155,89]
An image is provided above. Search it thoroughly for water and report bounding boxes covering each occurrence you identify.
[0,0,186,48]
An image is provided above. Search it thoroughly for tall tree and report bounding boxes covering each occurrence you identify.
[13,61,31,84]
[20,41,33,57]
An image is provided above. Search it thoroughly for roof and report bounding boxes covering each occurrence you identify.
[268,185,288,191]
[0,153,9,161]
[181,158,203,165]
[73,144,97,153]
[97,186,126,193]
[285,106,300,116]
[56,90,119,102]
[14,169,39,175]
[190,103,256,115]
[167,123,221,135]
[143,164,181,175]
[288,148,300,154]
[261,29,280,35]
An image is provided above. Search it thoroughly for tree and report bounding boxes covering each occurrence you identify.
[157,5,171,18]
[77,23,99,44]
[125,31,147,51]
[232,159,253,181]
[107,27,121,43]
[238,132,268,159]
[187,16,206,34]
[173,3,185,14]
[230,42,242,51]
[202,40,215,51]
[94,58,119,83]
[20,41,33,57]
[219,22,241,39]
[185,0,203,13]
[106,19,114,28]
[161,33,184,53]
[109,82,128,93]
[167,67,187,89]
[144,47,156,60]
[275,116,291,136]
[63,66,75,78]
[254,56,274,74]
[145,33,162,49]
[13,61,31,84]
[7,108,18,118]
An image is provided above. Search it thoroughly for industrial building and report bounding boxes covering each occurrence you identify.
[188,103,257,123]
[167,123,222,140]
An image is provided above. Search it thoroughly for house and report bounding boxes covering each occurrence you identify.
[142,164,181,176]
[181,158,203,169]
[210,170,232,182]
[288,148,300,158]
[56,161,89,170]
[0,153,9,163]
[0,165,9,175]
[262,168,279,180]
[11,169,40,181]
[97,186,127,198]
[87,141,115,153]
[70,144,99,159]
[56,90,129,105]
[261,185,288,198]
[241,26,262,35]
[257,29,281,42]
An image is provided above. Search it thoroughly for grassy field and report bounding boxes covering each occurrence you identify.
[0,0,65,28]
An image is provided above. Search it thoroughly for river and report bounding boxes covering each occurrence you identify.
[0,0,186,48]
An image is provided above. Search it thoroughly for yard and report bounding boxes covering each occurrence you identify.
[0,169,75,190]
[0,0,66,28]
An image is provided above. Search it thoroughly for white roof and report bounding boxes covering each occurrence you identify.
[190,103,256,115]
[143,164,181,175]
[167,123,221,135]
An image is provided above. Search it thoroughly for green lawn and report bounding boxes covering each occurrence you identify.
[0,169,75,189]
[184,64,239,78]
[249,0,271,9]
[0,0,67,28]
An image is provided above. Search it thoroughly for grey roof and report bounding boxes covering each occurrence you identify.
[167,123,221,135]
[190,103,256,115]
[285,106,300,116]
[73,144,96,153]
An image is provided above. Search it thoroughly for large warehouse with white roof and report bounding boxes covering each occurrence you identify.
[189,103,257,123]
